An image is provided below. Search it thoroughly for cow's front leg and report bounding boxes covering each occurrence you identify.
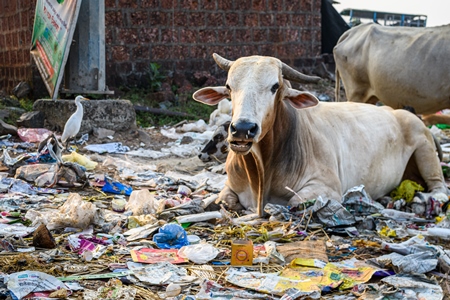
[218,185,244,211]
[287,184,341,208]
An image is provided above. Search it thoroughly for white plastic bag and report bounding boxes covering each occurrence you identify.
[126,189,161,216]
[178,243,219,264]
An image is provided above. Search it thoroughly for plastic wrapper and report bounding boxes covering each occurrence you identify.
[178,243,219,264]
[62,151,98,170]
[152,223,189,249]
[17,128,53,143]
[312,196,355,227]
[6,270,69,299]
[127,261,192,285]
[381,274,443,300]
[126,189,160,216]
[196,279,275,299]
[341,184,384,215]
[371,251,438,274]
[102,177,132,196]
[26,193,97,230]
[84,142,130,154]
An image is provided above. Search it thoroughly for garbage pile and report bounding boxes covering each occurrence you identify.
[0,123,448,300]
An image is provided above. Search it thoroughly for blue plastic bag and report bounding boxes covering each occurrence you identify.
[153,223,189,249]
[101,176,133,196]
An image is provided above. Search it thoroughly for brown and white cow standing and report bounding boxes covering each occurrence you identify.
[334,23,450,115]
[194,54,448,216]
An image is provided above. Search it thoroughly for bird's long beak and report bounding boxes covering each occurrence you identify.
[83,97,90,101]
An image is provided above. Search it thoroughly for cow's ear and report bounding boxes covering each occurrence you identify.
[193,87,229,105]
[284,89,319,109]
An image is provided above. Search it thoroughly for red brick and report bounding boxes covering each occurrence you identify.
[217,29,233,43]
[269,28,286,43]
[131,11,148,26]
[152,45,170,59]
[241,45,258,56]
[141,0,159,8]
[180,0,199,10]
[173,12,188,26]
[203,0,216,10]
[118,28,139,44]
[0,35,5,50]
[188,12,205,25]
[161,0,174,9]
[23,49,31,64]
[218,0,232,10]
[4,1,17,13]
[149,11,170,26]
[111,46,130,61]
[20,11,29,28]
[253,29,267,42]
[105,0,116,9]
[237,1,251,10]
[0,52,4,65]
[118,0,137,8]
[235,29,251,42]
[268,0,282,11]
[243,13,258,26]
[171,45,190,59]
[132,46,150,59]
[105,11,124,27]
[277,44,289,58]
[259,44,277,56]
[225,12,240,26]
[10,51,17,65]
[161,28,178,43]
[139,28,159,43]
[190,44,208,59]
[292,14,308,27]
[276,14,289,25]
[252,0,265,11]
[312,14,321,27]
[206,12,223,27]
[105,27,114,44]
[300,0,313,12]
[260,13,275,26]
[134,62,148,73]
[285,29,299,42]
[301,29,312,41]
[179,29,197,43]
[198,29,217,43]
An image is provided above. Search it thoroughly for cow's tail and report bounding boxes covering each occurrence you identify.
[335,68,341,102]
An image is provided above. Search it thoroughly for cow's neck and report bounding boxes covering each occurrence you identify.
[243,100,309,210]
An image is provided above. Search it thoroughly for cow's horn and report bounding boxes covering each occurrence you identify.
[281,62,321,83]
[213,53,234,71]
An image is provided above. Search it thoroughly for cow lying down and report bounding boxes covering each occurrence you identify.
[193,54,449,216]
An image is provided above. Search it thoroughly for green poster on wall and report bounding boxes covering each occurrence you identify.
[31,0,82,99]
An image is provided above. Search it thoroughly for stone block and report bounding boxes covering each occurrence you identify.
[16,111,45,128]
[33,99,136,134]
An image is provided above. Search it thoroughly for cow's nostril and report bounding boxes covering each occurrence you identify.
[230,122,258,139]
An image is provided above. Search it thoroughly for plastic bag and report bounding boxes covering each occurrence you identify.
[26,193,98,230]
[17,128,53,143]
[178,243,219,264]
[102,177,132,196]
[62,151,98,170]
[126,189,160,216]
[153,223,189,249]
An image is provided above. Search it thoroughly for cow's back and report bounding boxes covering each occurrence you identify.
[334,23,450,114]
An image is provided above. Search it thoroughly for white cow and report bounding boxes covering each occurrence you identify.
[334,23,450,115]
[194,54,448,216]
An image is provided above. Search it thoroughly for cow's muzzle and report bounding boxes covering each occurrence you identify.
[229,121,258,153]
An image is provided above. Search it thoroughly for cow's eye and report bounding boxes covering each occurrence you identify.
[271,83,279,93]
[226,84,231,91]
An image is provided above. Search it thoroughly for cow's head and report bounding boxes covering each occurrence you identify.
[193,54,320,155]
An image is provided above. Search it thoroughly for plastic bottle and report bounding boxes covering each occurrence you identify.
[427,227,450,240]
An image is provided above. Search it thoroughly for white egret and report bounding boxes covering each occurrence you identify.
[61,95,89,150]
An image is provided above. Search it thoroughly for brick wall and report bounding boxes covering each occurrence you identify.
[1,0,322,97]
[105,0,322,87]
[0,0,37,96]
